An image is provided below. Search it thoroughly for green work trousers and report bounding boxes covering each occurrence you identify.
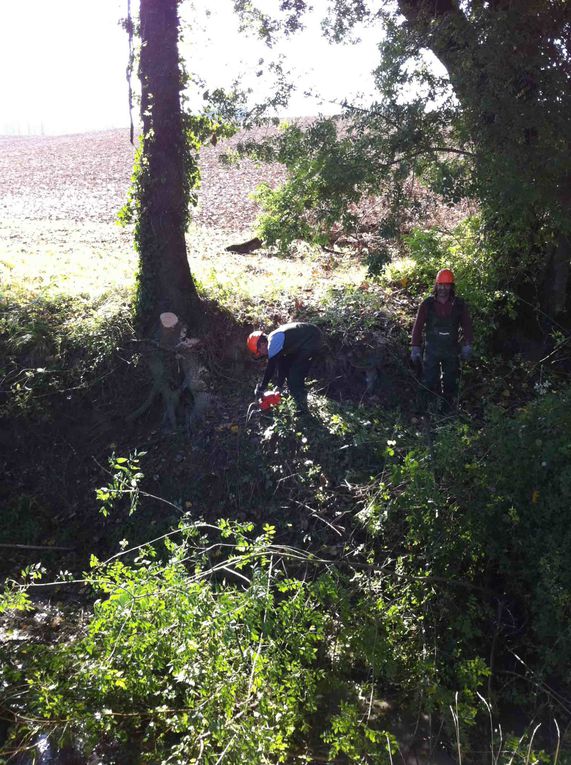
[422,350,459,412]
[277,352,314,411]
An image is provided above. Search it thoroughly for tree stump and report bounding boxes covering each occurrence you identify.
[128,312,209,432]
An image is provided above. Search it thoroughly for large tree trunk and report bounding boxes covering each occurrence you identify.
[547,172,571,321]
[130,0,206,431]
[397,0,571,329]
[543,232,571,322]
[137,0,202,335]
[397,0,476,106]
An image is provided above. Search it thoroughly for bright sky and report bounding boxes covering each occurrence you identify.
[0,0,383,136]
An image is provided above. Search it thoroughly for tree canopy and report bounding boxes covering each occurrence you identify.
[241,0,571,331]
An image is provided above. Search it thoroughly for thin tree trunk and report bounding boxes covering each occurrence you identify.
[546,172,571,320]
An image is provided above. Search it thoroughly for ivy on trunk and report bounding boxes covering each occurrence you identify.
[135,0,201,335]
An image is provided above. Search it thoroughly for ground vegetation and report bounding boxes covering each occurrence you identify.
[1,130,569,759]
[0,1,570,758]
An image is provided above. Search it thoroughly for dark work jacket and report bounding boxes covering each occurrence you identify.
[272,322,323,357]
[417,296,471,358]
[260,323,323,389]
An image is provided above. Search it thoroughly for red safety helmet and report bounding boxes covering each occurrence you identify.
[435,268,455,285]
[247,330,265,357]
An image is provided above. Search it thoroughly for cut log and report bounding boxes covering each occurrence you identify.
[225,237,263,254]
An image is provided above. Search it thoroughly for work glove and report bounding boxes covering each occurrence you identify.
[461,344,472,361]
[410,346,422,364]
[254,383,264,399]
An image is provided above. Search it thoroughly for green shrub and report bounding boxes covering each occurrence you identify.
[1,522,327,764]
[251,120,366,255]
[0,288,129,417]
[360,384,571,710]
[3,387,568,763]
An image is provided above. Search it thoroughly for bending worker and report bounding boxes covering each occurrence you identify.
[411,268,473,412]
[247,322,324,411]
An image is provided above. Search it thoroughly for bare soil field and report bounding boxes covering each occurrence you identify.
[0,127,286,263]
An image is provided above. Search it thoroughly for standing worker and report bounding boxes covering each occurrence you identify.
[411,269,473,413]
[247,322,324,412]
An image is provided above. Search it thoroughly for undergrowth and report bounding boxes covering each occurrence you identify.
[2,386,569,763]
[0,286,131,418]
[1,225,569,764]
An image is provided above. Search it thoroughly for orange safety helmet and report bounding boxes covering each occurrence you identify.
[435,268,455,285]
[247,330,265,357]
